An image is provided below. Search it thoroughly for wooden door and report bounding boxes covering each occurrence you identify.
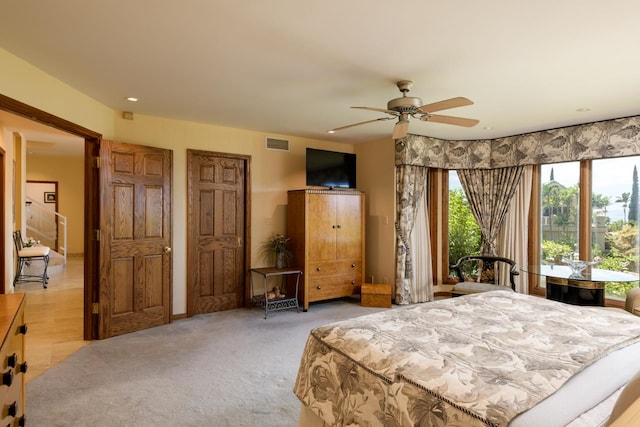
[99,140,172,339]
[336,194,363,259]
[186,150,247,316]
[308,193,337,261]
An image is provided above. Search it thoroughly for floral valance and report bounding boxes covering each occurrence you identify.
[395,115,640,169]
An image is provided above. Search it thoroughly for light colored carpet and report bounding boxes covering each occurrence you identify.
[27,297,386,426]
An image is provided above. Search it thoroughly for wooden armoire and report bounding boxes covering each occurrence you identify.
[287,189,365,311]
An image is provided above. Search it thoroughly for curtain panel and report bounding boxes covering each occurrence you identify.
[458,167,524,255]
[395,165,428,304]
[498,165,533,293]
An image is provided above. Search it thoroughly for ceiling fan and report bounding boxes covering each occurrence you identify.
[329,80,479,139]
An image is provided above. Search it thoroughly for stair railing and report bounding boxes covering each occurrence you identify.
[25,196,67,264]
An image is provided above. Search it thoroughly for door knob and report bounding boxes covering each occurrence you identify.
[164,247,172,253]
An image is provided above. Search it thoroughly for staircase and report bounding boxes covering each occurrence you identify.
[25,196,68,272]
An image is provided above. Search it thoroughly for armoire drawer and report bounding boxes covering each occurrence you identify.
[308,259,362,278]
[308,276,362,301]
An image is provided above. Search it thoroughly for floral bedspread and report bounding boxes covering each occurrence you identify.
[293,291,640,427]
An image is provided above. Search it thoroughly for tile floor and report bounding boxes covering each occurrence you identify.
[17,255,89,383]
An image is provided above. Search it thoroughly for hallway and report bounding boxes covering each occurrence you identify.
[18,255,89,383]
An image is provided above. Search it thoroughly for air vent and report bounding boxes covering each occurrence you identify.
[265,137,289,151]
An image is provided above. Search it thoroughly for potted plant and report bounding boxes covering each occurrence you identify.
[260,233,293,268]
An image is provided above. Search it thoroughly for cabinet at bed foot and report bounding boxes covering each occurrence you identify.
[287,189,365,311]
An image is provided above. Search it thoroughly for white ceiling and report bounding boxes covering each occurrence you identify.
[1,1,640,151]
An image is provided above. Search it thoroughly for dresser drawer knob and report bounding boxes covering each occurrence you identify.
[7,353,17,368]
[351,281,356,285]
[7,401,17,417]
[18,324,27,335]
[351,263,356,268]
[18,362,27,374]
[316,286,322,289]
[2,370,13,387]
[316,267,321,271]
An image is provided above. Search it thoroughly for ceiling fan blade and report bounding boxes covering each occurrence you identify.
[422,114,479,127]
[418,97,474,113]
[392,120,410,139]
[329,117,394,132]
[352,106,399,116]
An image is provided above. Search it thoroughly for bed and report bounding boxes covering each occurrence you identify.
[294,291,640,426]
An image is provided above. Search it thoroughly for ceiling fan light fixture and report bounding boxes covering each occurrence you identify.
[330,80,478,138]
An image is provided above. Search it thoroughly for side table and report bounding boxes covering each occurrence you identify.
[250,267,302,319]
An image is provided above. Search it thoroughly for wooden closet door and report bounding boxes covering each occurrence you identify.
[186,150,247,316]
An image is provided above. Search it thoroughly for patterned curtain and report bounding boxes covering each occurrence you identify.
[459,166,523,255]
[498,165,533,293]
[395,165,428,304]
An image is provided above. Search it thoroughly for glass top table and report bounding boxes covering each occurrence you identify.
[523,264,639,306]
[524,264,640,283]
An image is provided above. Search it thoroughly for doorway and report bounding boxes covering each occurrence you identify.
[1,93,178,342]
[0,93,99,341]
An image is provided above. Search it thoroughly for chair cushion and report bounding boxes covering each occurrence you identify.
[451,281,514,295]
[19,246,50,257]
[625,288,640,314]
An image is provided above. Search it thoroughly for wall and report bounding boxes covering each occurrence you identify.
[355,138,396,287]
[26,154,84,255]
[0,47,398,314]
[113,113,367,313]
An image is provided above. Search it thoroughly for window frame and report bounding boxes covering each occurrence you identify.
[433,160,627,308]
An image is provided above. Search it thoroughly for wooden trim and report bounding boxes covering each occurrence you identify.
[171,313,188,321]
[428,168,448,284]
[84,139,100,340]
[579,160,592,259]
[0,147,4,294]
[0,93,101,139]
[528,165,543,296]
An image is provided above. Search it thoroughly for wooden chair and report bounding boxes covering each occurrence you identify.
[13,230,50,288]
[450,255,519,297]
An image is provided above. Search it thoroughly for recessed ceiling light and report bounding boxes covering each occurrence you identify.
[483,126,494,130]
[327,130,335,134]
[576,107,591,112]
[126,97,139,102]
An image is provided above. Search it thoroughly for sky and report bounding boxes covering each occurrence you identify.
[450,156,640,223]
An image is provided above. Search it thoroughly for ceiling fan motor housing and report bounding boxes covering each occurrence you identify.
[387,96,423,113]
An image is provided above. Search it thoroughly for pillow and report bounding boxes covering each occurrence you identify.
[607,369,640,426]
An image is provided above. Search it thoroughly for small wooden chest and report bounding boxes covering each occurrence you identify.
[361,283,392,308]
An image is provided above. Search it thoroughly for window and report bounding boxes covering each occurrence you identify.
[540,162,580,266]
[448,170,481,267]
[534,158,640,302]
[592,157,640,300]
[435,158,639,305]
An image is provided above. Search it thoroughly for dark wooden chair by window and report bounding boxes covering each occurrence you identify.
[450,255,519,297]
[13,230,50,288]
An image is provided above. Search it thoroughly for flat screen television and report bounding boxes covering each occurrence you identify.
[306,148,356,189]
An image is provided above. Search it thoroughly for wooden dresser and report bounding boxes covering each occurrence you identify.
[0,293,27,426]
[287,189,365,311]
